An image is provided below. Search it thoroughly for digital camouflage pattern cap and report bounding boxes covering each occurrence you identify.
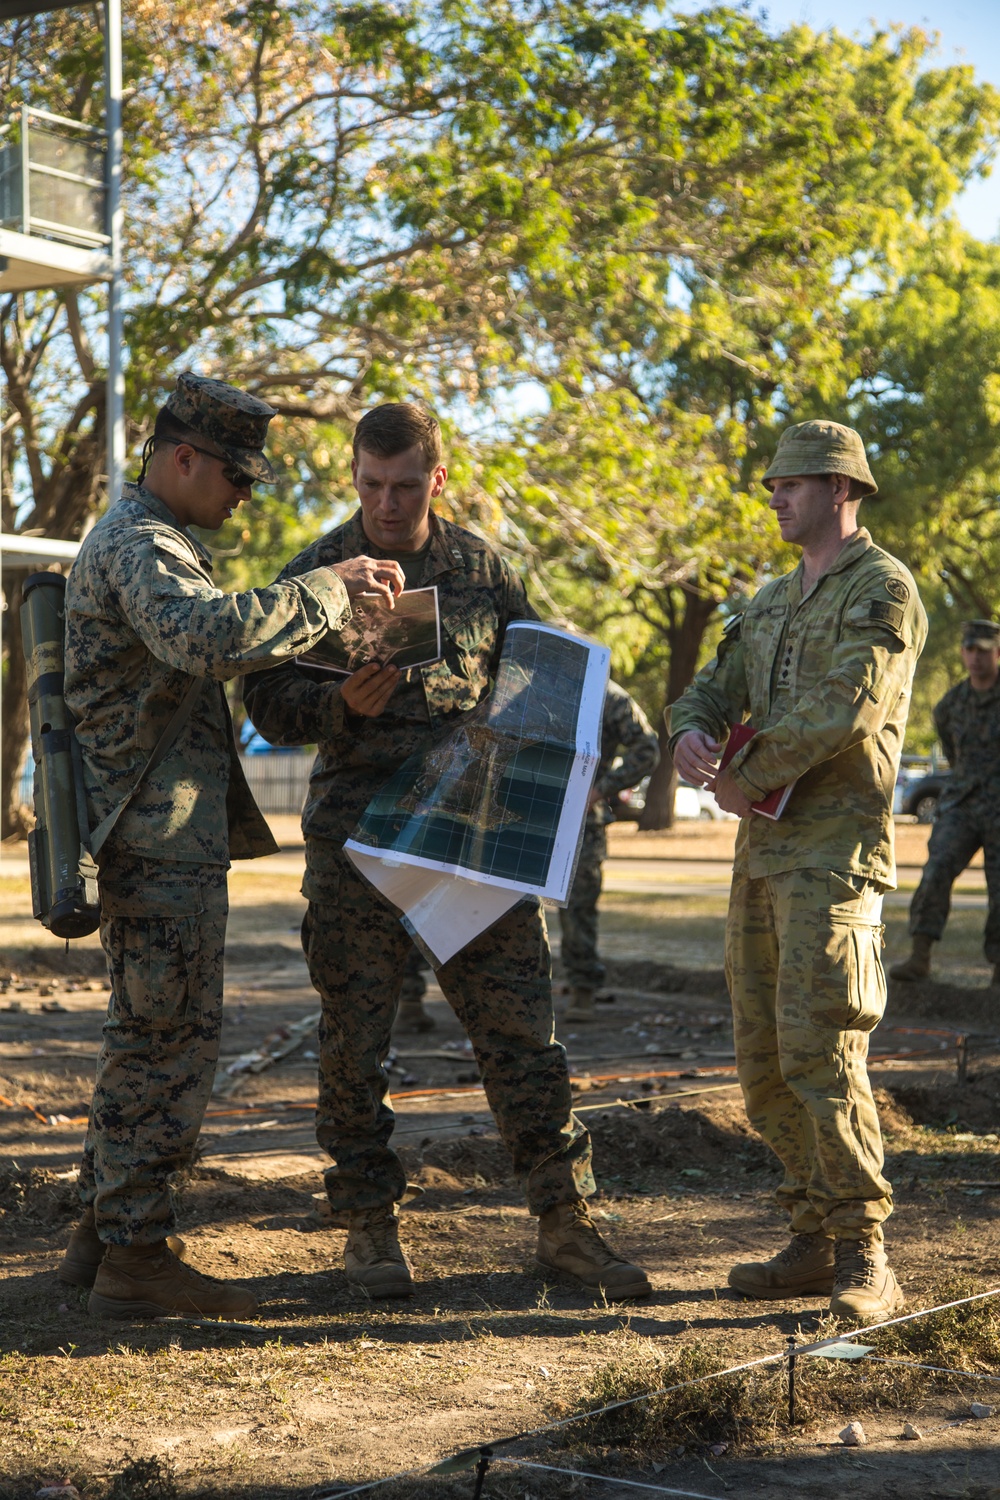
[762,420,878,496]
[962,619,1000,649]
[164,373,278,483]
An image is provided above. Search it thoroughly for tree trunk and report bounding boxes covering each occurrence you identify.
[1,574,30,841]
[638,589,719,831]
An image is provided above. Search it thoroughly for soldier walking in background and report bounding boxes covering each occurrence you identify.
[671,420,926,1322]
[244,402,651,1303]
[891,619,1000,984]
[60,373,396,1320]
[561,682,660,1022]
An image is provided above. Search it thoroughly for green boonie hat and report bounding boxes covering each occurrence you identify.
[962,619,1000,649]
[762,420,878,497]
[165,373,278,484]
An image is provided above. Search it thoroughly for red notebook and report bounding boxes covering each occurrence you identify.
[717,722,796,821]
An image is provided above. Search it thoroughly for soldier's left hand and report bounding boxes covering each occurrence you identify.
[712,768,754,818]
[341,662,401,717]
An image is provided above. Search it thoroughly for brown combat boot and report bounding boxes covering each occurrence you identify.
[344,1206,414,1297]
[59,1205,186,1290]
[564,987,596,1022]
[537,1200,651,1300]
[728,1232,836,1299]
[396,999,435,1032]
[889,934,934,981]
[88,1242,257,1320]
[829,1232,904,1322]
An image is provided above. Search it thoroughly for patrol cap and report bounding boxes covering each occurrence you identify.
[164,373,278,484]
[762,420,878,496]
[962,619,1000,649]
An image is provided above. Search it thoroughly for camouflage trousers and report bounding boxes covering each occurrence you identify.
[908,807,1000,962]
[725,866,892,1239]
[557,820,607,989]
[302,844,594,1216]
[77,851,228,1245]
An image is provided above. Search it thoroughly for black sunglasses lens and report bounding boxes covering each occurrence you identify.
[223,465,254,489]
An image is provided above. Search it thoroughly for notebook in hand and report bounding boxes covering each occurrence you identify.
[716,722,797,821]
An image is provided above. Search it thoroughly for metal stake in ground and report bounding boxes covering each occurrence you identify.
[472,1446,492,1498]
[787,1335,797,1425]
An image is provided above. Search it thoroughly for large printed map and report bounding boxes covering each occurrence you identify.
[346,623,610,964]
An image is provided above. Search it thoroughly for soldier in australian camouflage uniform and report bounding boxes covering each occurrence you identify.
[671,420,926,1323]
[244,402,651,1302]
[891,619,1000,984]
[59,373,396,1321]
[560,681,660,1022]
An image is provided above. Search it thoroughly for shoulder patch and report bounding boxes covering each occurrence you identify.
[868,599,905,632]
[885,577,909,603]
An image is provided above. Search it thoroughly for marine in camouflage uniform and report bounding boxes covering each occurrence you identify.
[59,373,374,1319]
[892,619,1000,982]
[670,420,927,1322]
[560,681,660,1021]
[244,402,651,1301]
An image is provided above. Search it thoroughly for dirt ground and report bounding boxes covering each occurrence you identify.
[1,824,999,1500]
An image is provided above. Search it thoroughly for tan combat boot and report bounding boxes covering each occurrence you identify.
[396,999,436,1032]
[728,1232,836,1299]
[889,934,934,981]
[537,1200,651,1300]
[564,987,596,1022]
[344,1205,414,1297]
[829,1232,904,1322]
[59,1205,186,1290]
[88,1242,257,1320]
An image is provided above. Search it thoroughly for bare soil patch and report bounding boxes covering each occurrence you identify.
[2,864,999,1499]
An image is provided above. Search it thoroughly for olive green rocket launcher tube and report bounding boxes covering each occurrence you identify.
[20,571,101,938]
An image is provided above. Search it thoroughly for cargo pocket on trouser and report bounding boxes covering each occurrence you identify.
[809,875,886,1034]
[101,864,206,1032]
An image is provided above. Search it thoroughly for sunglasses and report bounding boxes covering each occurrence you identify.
[161,436,255,490]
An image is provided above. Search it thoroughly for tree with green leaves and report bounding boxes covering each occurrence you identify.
[2,1,999,836]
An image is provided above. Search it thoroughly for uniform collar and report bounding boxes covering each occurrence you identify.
[120,480,214,567]
[342,508,466,580]
[788,527,873,594]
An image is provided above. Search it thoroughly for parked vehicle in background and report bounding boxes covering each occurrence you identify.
[613,778,737,822]
[893,762,951,823]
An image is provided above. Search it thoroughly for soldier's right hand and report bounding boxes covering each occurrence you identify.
[341,662,401,718]
[673,730,722,788]
[330,556,405,607]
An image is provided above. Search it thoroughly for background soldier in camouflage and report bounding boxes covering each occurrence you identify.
[671,420,926,1323]
[60,373,397,1320]
[244,403,651,1303]
[561,681,660,1022]
[892,619,1000,984]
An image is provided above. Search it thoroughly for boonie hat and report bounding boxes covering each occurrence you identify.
[165,373,278,483]
[762,420,878,496]
[962,619,1000,649]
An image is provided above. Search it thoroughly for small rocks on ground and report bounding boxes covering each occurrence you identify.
[970,1402,996,1419]
[902,1422,923,1440]
[839,1421,867,1446]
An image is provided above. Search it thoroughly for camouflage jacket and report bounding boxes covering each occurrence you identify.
[668,528,927,886]
[932,678,1000,817]
[65,482,352,864]
[242,510,536,880]
[590,681,661,827]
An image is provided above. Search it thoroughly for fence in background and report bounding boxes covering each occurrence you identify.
[238,751,314,815]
